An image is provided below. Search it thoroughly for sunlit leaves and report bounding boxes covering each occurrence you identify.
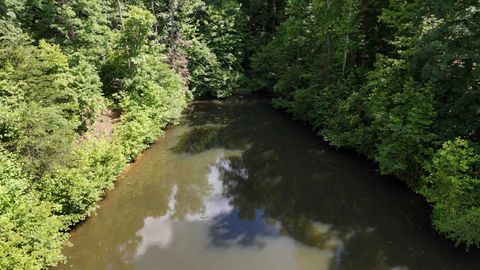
[420,139,480,248]
[0,148,67,269]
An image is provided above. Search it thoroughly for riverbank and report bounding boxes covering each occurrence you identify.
[0,60,188,270]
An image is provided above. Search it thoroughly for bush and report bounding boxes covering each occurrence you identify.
[420,139,480,248]
[0,40,106,177]
[68,59,106,130]
[186,38,233,98]
[37,140,126,226]
[0,148,67,270]
[116,53,188,160]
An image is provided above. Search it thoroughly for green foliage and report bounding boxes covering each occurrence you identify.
[311,73,375,156]
[414,5,480,140]
[37,140,126,225]
[2,40,77,114]
[186,38,233,98]
[181,0,245,98]
[69,59,106,130]
[0,1,195,269]
[119,5,156,59]
[251,0,480,246]
[364,57,437,179]
[103,6,189,159]
[199,0,245,72]
[116,53,188,159]
[0,147,67,270]
[0,39,107,176]
[420,139,480,248]
[13,0,115,64]
[0,102,76,176]
[237,0,286,62]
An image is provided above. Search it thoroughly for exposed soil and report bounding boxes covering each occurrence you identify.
[77,109,121,143]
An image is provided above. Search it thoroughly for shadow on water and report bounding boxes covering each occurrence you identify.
[171,125,247,154]
[174,96,480,270]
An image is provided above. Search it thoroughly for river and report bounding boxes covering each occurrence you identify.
[55,96,480,270]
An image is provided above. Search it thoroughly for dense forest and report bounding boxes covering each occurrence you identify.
[250,0,480,249]
[0,0,478,269]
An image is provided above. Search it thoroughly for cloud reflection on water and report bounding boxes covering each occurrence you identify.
[133,152,345,270]
[186,156,236,221]
[134,154,241,257]
[135,185,178,256]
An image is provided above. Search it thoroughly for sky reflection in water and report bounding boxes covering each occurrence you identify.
[131,154,338,270]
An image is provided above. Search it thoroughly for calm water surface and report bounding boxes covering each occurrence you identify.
[55,97,480,270]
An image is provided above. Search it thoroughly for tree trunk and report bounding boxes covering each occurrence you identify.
[169,0,179,49]
[117,0,124,29]
[272,0,276,32]
[325,0,332,64]
[342,0,353,77]
[151,0,158,35]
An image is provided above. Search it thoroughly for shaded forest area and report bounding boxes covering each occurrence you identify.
[249,0,480,250]
[0,0,479,269]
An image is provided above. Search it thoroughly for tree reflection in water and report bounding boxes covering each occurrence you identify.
[173,97,480,270]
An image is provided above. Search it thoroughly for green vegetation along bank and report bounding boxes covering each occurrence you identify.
[249,0,480,248]
[0,0,479,269]
[0,0,245,268]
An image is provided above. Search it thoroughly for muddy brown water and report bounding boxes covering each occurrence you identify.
[54,97,480,270]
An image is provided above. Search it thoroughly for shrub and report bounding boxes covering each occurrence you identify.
[0,148,67,269]
[420,139,480,248]
[116,52,188,160]
[37,140,126,226]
